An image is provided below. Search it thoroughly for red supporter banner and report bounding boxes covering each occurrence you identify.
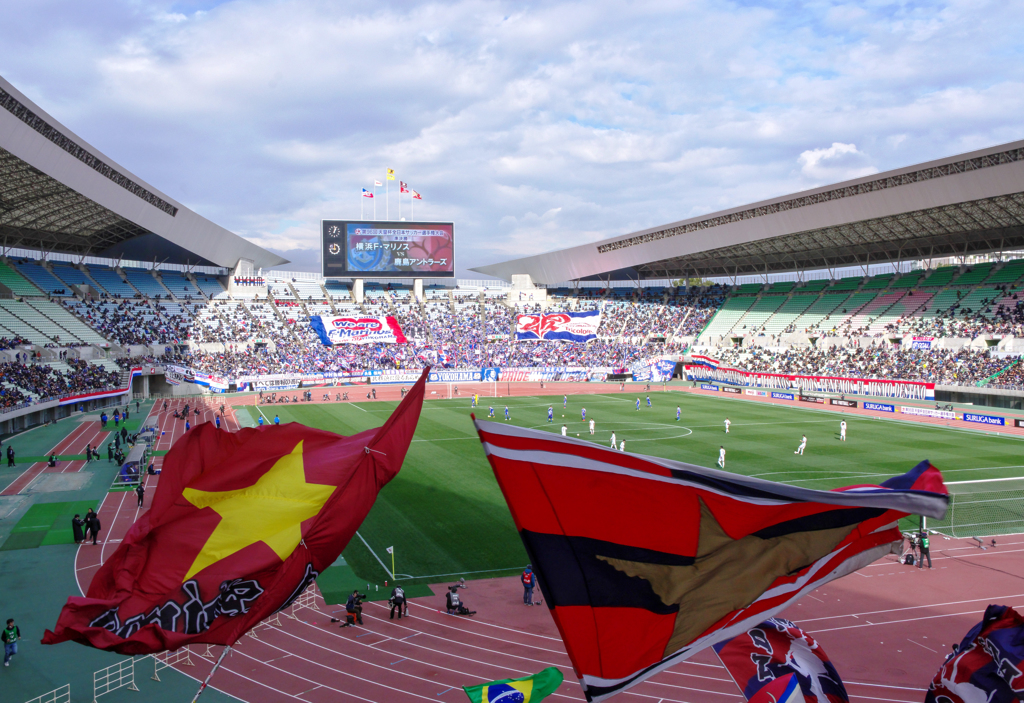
[686,355,935,401]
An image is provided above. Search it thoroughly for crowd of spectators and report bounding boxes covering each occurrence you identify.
[714,346,1014,386]
[0,358,120,400]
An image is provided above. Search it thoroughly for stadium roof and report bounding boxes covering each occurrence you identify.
[0,75,286,271]
[472,139,1024,284]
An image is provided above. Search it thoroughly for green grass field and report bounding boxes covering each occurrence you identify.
[244,390,1024,585]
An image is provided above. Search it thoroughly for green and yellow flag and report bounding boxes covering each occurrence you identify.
[463,667,563,703]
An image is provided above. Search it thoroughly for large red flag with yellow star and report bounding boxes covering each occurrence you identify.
[42,370,428,655]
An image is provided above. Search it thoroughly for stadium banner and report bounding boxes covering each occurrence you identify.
[310,315,407,346]
[864,402,895,412]
[632,358,677,383]
[499,367,591,382]
[515,311,601,342]
[963,412,1006,426]
[428,370,482,383]
[685,354,935,400]
[799,395,825,403]
[831,398,858,407]
[771,392,795,400]
[911,335,936,350]
[722,386,741,394]
[700,384,719,391]
[900,406,956,420]
[745,389,768,397]
[59,367,141,406]
[1016,418,1024,428]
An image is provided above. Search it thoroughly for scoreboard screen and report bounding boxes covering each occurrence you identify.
[321,220,454,278]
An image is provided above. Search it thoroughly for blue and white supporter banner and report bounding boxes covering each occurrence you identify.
[515,311,601,342]
[310,315,408,345]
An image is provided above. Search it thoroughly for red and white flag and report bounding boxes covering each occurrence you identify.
[411,190,422,200]
[361,188,373,198]
[473,420,948,702]
[400,181,409,193]
[374,180,382,187]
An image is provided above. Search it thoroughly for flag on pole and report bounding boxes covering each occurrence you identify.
[386,168,395,180]
[463,667,564,703]
[714,617,848,703]
[43,370,430,655]
[374,180,383,187]
[926,604,1024,703]
[386,546,394,554]
[472,419,948,702]
[412,191,422,200]
[362,189,374,198]
[400,181,409,193]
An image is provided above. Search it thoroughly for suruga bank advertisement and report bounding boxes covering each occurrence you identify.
[310,315,408,346]
[685,354,935,400]
[515,311,601,342]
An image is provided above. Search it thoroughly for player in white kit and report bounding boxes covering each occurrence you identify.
[840,420,847,441]
[561,425,568,437]
[718,446,726,468]
[619,440,625,452]
[795,435,807,455]
[589,419,595,435]
[724,418,731,433]
[609,432,617,449]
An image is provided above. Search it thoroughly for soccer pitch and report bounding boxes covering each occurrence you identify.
[244,390,1024,585]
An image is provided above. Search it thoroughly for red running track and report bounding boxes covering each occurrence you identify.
[1,420,110,495]
[72,393,1024,702]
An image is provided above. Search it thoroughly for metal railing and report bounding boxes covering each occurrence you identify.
[93,658,138,701]
[23,684,70,703]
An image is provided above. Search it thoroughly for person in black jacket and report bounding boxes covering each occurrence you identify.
[88,511,101,545]
[71,514,85,544]
[345,591,365,625]
[389,586,407,619]
[2,619,21,666]
[82,508,95,543]
[917,530,932,569]
[6,445,14,467]
[135,482,145,508]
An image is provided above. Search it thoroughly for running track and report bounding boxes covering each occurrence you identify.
[1,420,111,495]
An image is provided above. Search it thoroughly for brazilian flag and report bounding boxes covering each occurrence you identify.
[463,667,563,702]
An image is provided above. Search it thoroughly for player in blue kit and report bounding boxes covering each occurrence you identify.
[581,407,586,421]
[676,406,681,421]
[505,406,510,421]
[488,406,494,418]
[547,406,553,423]
[646,395,651,408]
[635,398,641,411]
[563,395,568,409]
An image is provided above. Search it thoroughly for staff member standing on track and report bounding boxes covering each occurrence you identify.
[917,530,932,568]
[389,585,407,619]
[135,481,145,508]
[521,565,536,605]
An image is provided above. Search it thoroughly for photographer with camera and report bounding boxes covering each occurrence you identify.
[446,584,476,616]
[345,589,366,626]
[389,585,407,619]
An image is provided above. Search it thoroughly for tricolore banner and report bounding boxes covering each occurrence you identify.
[515,311,601,342]
[310,315,408,345]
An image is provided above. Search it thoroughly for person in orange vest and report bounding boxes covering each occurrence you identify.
[521,565,537,606]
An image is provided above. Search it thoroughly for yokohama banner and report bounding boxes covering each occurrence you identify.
[515,311,600,342]
[685,355,934,400]
[311,315,407,345]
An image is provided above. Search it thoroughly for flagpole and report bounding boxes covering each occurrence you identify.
[398,187,402,221]
[373,184,377,220]
[361,191,364,220]
[411,194,414,221]
[391,549,395,580]
[190,645,231,703]
[386,178,389,220]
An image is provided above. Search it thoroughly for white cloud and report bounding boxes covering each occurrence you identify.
[1,0,1023,274]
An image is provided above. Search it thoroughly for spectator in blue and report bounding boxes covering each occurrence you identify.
[185,420,191,431]
[113,410,120,427]
[274,415,280,425]
[215,415,221,429]
[521,565,537,606]
[258,416,264,426]
[100,412,108,428]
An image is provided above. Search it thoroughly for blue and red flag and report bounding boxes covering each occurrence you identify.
[473,420,948,701]
[714,617,847,703]
[926,604,1024,703]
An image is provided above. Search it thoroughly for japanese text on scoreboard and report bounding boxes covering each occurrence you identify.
[322,220,454,278]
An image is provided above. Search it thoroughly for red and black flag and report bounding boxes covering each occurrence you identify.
[43,370,428,655]
[474,420,948,701]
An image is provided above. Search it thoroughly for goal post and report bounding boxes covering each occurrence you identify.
[928,477,1024,539]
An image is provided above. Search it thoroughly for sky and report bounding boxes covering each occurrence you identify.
[2,0,1024,277]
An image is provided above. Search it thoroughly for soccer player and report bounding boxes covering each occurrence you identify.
[581,407,586,421]
[724,418,731,433]
[646,395,651,408]
[274,415,280,425]
[619,440,625,452]
[505,406,510,421]
[488,406,495,418]
[561,425,568,437]
[258,416,264,426]
[547,406,553,423]
[609,432,617,449]
[676,406,681,421]
[471,395,477,408]
[839,420,847,441]
[635,398,641,411]
[795,435,807,455]
[589,419,595,435]
[563,395,568,409]
[718,446,726,468]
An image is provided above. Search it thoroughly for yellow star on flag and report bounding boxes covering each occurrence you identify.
[181,441,335,581]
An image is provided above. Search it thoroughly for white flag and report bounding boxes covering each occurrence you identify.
[374,180,383,186]
[386,546,394,554]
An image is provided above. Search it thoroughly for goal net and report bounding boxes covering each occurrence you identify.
[927,477,1024,538]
